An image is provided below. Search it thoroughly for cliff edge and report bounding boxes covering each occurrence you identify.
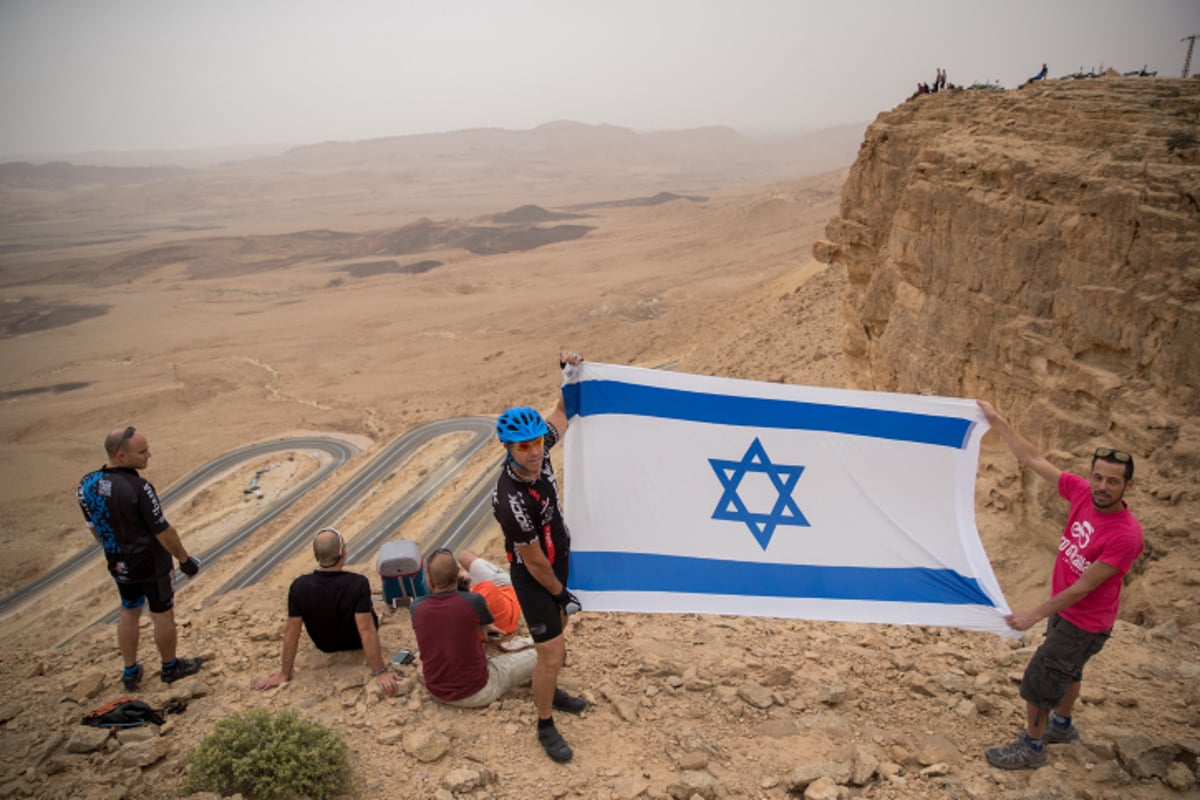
[816,77,1200,627]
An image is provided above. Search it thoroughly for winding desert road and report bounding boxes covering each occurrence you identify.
[51,417,499,637]
[0,435,359,616]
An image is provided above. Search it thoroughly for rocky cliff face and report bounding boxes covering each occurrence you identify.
[815,78,1200,626]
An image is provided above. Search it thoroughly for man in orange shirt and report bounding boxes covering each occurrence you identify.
[457,550,522,635]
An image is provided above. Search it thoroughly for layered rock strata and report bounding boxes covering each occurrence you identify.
[815,78,1199,524]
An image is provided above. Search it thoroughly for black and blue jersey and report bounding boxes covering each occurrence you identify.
[76,466,172,582]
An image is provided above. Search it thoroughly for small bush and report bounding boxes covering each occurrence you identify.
[183,708,352,800]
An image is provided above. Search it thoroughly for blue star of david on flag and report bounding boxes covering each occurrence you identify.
[709,437,809,550]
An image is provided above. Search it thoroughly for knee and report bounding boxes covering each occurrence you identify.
[536,638,566,670]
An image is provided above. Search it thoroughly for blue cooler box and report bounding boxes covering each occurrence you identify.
[377,539,429,607]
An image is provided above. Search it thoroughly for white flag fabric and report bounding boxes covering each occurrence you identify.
[561,362,1014,637]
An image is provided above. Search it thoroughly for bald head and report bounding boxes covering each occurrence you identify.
[105,426,136,458]
[426,549,459,591]
[104,426,151,470]
[313,528,345,569]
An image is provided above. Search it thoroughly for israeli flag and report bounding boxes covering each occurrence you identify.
[562,362,1014,637]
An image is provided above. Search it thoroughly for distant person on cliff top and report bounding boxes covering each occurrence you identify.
[1021,63,1048,88]
[978,402,1144,771]
[253,527,398,696]
[77,426,203,691]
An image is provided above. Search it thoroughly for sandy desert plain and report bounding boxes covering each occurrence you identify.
[0,123,1194,799]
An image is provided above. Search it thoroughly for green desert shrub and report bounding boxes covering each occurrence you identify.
[182,707,352,800]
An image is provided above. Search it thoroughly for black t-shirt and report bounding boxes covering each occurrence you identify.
[491,423,570,585]
[287,570,377,653]
[77,466,172,582]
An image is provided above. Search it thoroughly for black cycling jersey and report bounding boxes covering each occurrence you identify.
[77,466,172,582]
[492,423,570,586]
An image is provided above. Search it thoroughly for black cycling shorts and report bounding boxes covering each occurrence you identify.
[511,569,565,644]
[1019,613,1110,709]
[116,572,176,614]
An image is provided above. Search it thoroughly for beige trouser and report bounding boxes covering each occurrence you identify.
[447,649,538,708]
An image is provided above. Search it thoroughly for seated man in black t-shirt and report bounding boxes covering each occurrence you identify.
[253,528,398,696]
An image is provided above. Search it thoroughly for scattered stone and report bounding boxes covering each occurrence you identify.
[115,725,159,744]
[1088,758,1132,786]
[954,698,978,718]
[806,711,852,740]
[1026,767,1078,798]
[913,733,960,766]
[934,673,968,693]
[666,769,717,800]
[612,696,640,722]
[115,739,168,768]
[761,665,793,687]
[442,766,489,792]
[677,750,708,771]
[818,682,846,706]
[65,727,111,754]
[890,745,914,766]
[803,776,839,800]
[402,728,450,763]
[612,775,650,799]
[1094,727,1179,778]
[170,677,210,698]
[785,761,852,790]
[67,671,106,704]
[737,683,774,709]
[973,694,1001,715]
[1164,761,1196,791]
[848,743,880,785]
[757,719,802,738]
[919,762,950,777]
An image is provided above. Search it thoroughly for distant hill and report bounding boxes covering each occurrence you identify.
[490,205,588,224]
[271,121,757,169]
[0,160,188,189]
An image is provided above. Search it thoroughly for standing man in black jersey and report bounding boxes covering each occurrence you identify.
[491,350,588,763]
[77,426,203,691]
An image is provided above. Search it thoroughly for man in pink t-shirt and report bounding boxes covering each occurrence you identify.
[978,401,1144,771]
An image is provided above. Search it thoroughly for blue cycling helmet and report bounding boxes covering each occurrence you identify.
[496,406,548,443]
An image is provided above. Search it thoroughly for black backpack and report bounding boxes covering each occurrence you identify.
[81,697,171,729]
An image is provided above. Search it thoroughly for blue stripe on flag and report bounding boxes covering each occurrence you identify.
[563,381,972,448]
[571,551,996,607]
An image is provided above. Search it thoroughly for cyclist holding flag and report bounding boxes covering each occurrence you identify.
[492,350,588,763]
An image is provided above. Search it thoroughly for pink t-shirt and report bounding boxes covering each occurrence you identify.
[1053,472,1144,633]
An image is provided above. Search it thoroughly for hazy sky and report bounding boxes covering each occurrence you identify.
[1,0,1197,158]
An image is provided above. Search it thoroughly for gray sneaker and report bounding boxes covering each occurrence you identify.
[986,736,1047,770]
[1044,721,1080,744]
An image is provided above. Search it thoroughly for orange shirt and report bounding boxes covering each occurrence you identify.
[473,580,521,634]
